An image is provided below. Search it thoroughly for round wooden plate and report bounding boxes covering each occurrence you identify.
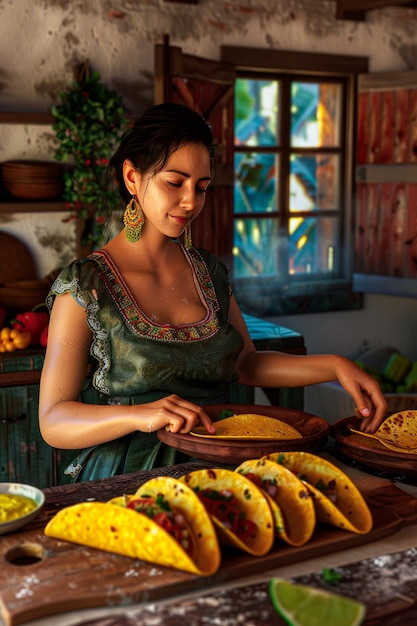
[157,403,330,464]
[332,416,417,476]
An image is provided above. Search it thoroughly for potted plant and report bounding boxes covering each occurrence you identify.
[52,61,127,246]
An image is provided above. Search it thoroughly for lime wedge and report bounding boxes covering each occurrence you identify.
[269,578,366,626]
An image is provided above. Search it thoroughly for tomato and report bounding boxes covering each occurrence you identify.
[197,488,258,541]
[12,311,49,346]
[126,496,191,553]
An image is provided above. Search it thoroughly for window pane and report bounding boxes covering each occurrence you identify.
[290,154,339,212]
[291,82,341,148]
[235,78,279,146]
[234,152,278,214]
[289,216,339,275]
[233,217,279,278]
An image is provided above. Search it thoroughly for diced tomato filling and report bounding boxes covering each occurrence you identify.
[196,488,257,540]
[243,472,263,488]
[242,472,278,498]
[126,495,191,554]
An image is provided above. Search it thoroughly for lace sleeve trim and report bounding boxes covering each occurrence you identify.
[48,271,111,395]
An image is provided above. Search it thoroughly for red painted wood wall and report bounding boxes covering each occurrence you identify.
[356,83,417,278]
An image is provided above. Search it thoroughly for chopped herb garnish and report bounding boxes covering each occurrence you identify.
[322,567,342,585]
[217,409,235,420]
[315,478,329,492]
[155,493,171,511]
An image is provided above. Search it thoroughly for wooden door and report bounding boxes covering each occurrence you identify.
[154,37,236,265]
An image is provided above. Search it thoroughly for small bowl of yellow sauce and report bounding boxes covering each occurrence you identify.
[0,483,45,535]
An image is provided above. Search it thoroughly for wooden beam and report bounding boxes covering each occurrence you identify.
[221,46,368,75]
[335,0,417,20]
[359,69,417,92]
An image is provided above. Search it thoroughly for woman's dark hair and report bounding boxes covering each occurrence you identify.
[106,102,215,206]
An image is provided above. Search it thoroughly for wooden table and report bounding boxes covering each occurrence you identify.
[1,454,417,626]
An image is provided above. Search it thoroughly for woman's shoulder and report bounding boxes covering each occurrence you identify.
[47,255,102,308]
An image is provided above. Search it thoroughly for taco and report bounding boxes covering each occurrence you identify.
[180,467,275,556]
[350,410,417,452]
[191,413,302,440]
[235,457,315,546]
[266,452,373,534]
[44,476,220,576]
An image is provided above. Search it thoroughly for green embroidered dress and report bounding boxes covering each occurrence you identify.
[47,244,244,481]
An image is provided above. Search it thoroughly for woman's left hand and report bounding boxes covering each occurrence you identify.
[335,356,388,433]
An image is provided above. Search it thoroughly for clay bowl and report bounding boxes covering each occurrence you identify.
[158,403,330,465]
[0,483,45,536]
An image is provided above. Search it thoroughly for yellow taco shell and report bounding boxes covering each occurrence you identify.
[235,457,315,546]
[266,451,373,534]
[180,467,275,556]
[44,476,220,576]
[191,413,302,440]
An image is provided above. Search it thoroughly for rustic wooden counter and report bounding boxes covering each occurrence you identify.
[0,455,417,626]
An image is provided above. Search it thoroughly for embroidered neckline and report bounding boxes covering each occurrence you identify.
[89,246,221,342]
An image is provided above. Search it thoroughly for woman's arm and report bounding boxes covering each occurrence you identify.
[39,293,214,449]
[229,295,388,433]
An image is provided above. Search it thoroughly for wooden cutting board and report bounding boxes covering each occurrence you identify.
[0,477,416,626]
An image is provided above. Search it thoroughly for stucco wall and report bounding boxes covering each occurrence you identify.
[1,0,417,360]
[1,0,417,113]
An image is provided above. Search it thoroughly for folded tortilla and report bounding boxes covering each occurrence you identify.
[235,457,316,546]
[180,467,275,556]
[191,413,302,440]
[266,451,373,534]
[350,410,417,452]
[44,476,221,576]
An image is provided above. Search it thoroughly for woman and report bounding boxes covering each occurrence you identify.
[39,103,387,482]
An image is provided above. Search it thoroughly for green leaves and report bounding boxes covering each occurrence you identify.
[52,70,127,246]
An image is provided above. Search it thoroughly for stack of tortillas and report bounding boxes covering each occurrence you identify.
[191,413,302,440]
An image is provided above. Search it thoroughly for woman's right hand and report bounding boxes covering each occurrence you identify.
[136,394,215,435]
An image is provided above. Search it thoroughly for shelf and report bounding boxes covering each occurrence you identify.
[356,163,417,184]
[0,201,68,213]
[0,111,54,125]
[353,274,417,299]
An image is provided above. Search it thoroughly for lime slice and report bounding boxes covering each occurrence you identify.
[269,578,366,626]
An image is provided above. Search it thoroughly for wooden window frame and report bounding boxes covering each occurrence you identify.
[221,47,369,305]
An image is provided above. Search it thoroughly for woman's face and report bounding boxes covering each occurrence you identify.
[130,142,212,241]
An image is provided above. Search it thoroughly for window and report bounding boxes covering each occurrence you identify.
[234,74,348,290]
[221,47,368,314]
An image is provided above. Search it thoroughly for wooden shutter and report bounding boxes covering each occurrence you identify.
[154,37,236,264]
[355,70,417,284]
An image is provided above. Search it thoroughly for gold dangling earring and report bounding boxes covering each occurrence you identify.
[183,223,192,250]
[123,196,144,243]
